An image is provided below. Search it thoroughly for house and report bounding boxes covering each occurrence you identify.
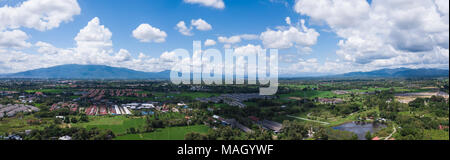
[333,90,351,95]
[141,103,155,109]
[248,116,260,122]
[35,92,45,96]
[3,134,22,140]
[224,119,253,133]
[195,93,274,108]
[0,104,40,118]
[142,111,154,115]
[58,136,72,140]
[56,116,65,119]
[439,125,449,130]
[261,120,283,133]
[317,98,344,104]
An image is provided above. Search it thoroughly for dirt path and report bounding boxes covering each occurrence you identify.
[384,125,397,140]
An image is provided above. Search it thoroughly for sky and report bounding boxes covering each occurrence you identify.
[0,0,448,75]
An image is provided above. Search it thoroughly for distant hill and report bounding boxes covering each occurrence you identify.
[335,68,449,78]
[1,65,448,79]
[1,64,170,79]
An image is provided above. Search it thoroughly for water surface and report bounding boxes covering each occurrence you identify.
[333,122,386,140]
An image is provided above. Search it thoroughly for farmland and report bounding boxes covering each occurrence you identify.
[0,78,448,140]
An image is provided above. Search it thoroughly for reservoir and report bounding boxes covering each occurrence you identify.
[333,122,386,140]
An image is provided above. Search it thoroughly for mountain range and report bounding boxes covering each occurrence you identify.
[335,68,449,78]
[0,64,448,79]
[0,64,170,79]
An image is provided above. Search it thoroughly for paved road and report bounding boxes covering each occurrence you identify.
[287,115,330,125]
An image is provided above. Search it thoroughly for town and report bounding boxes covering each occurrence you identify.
[0,78,448,140]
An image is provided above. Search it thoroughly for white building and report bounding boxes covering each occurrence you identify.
[58,136,72,140]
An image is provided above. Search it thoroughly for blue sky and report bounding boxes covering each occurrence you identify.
[0,0,448,75]
[22,0,338,58]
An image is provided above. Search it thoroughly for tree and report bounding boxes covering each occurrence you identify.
[185,132,207,140]
[127,127,137,134]
[365,131,373,140]
[16,112,24,119]
[280,121,308,140]
[54,118,63,124]
[79,114,89,122]
[71,117,78,123]
[314,128,328,140]
[64,117,70,123]
[351,134,359,140]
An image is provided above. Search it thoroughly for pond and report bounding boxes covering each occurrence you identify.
[333,122,386,140]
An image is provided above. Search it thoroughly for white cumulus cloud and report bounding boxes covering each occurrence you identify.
[292,0,449,72]
[260,19,319,49]
[75,17,113,51]
[204,39,217,46]
[218,36,241,44]
[0,30,31,49]
[175,21,193,36]
[191,18,212,31]
[183,0,225,9]
[0,0,81,31]
[175,19,212,36]
[133,23,167,43]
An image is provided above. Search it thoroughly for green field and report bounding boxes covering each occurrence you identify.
[72,113,185,135]
[72,116,146,135]
[279,90,343,99]
[278,86,434,102]
[280,84,319,89]
[114,125,210,140]
[25,89,64,94]
[347,87,432,93]
[288,108,380,127]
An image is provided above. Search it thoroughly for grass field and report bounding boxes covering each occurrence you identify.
[25,89,64,94]
[72,116,146,135]
[0,115,51,134]
[114,125,210,140]
[347,87,432,93]
[288,108,380,127]
[279,84,318,89]
[72,113,185,135]
[279,90,343,99]
[278,87,433,102]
